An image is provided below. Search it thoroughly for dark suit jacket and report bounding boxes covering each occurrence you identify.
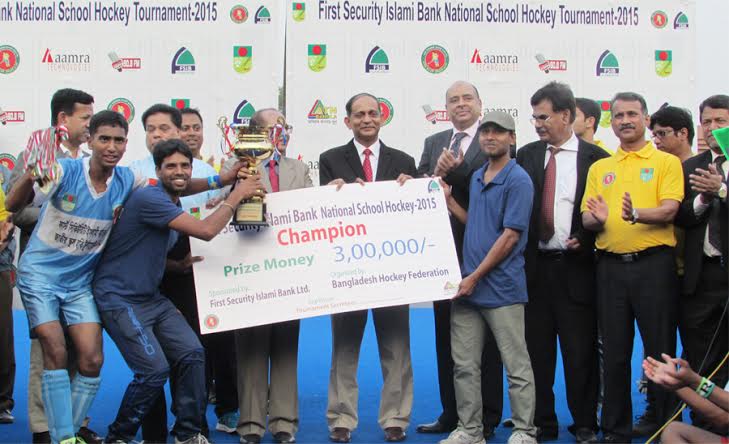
[516,138,610,303]
[416,129,487,261]
[675,150,729,294]
[319,139,416,186]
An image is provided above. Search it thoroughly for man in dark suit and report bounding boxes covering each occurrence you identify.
[675,94,728,431]
[319,93,417,444]
[414,80,504,439]
[517,82,608,444]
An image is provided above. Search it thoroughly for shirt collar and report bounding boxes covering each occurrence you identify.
[615,140,656,161]
[453,120,480,141]
[83,156,115,187]
[353,138,381,158]
[709,149,727,162]
[477,159,516,186]
[548,131,579,152]
[59,144,90,159]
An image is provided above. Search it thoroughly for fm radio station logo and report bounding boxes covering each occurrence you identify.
[378,98,393,126]
[421,45,449,74]
[292,2,305,21]
[674,12,688,29]
[655,50,672,77]
[233,46,252,74]
[0,106,25,124]
[308,44,326,72]
[171,98,190,109]
[108,51,141,72]
[596,50,619,77]
[422,105,449,124]
[0,153,16,170]
[233,100,256,125]
[535,53,566,73]
[469,50,518,72]
[171,47,195,74]
[598,100,612,128]
[0,45,19,74]
[42,48,91,72]
[107,98,135,123]
[307,99,337,124]
[651,10,668,28]
[255,6,271,23]
[230,5,248,23]
[365,46,389,73]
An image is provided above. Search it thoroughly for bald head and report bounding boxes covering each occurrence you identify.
[446,81,480,102]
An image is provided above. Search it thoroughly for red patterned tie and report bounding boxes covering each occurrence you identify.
[268,158,279,192]
[539,146,560,242]
[362,148,373,182]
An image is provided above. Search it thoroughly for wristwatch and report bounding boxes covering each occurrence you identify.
[718,183,727,200]
[630,208,639,224]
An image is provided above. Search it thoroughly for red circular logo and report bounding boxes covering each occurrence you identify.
[651,11,668,28]
[602,172,616,185]
[0,153,16,170]
[204,315,219,329]
[600,101,611,111]
[230,5,248,23]
[0,45,20,74]
[311,45,322,55]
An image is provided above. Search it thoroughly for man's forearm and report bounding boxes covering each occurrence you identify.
[469,229,519,282]
[634,202,679,225]
[6,173,36,213]
[446,196,467,224]
[582,212,604,232]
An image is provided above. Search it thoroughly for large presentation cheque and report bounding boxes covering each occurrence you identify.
[190,178,461,333]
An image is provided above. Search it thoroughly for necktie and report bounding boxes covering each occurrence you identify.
[708,155,726,253]
[539,146,561,242]
[450,132,467,156]
[268,158,279,192]
[362,148,373,182]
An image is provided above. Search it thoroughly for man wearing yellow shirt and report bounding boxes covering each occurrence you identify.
[580,92,683,443]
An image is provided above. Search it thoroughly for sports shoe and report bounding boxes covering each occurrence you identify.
[0,409,14,424]
[216,411,240,434]
[506,431,537,444]
[60,438,77,444]
[175,434,210,444]
[274,432,296,443]
[438,429,485,444]
[77,426,103,444]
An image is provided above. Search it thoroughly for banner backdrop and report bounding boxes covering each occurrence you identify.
[0,0,283,169]
[285,0,697,182]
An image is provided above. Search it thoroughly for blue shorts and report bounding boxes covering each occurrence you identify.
[20,288,101,330]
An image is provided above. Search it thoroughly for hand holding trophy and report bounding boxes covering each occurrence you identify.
[22,125,68,193]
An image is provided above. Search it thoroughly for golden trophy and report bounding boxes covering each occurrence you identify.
[217,116,274,227]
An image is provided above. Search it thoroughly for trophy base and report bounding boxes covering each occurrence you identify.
[231,201,268,228]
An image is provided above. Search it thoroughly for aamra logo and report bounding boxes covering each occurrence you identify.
[308,44,326,72]
[171,98,190,109]
[307,99,337,124]
[596,50,619,77]
[378,98,393,126]
[0,106,25,124]
[470,50,519,72]
[107,98,135,123]
[171,47,195,74]
[255,6,271,24]
[421,45,449,74]
[230,5,248,23]
[233,100,256,125]
[0,45,19,74]
[655,50,672,77]
[233,46,252,74]
[598,100,612,128]
[602,172,616,186]
[204,314,219,330]
[674,12,688,29]
[535,53,566,73]
[42,48,91,72]
[108,51,141,72]
[0,153,16,170]
[61,193,76,212]
[292,2,305,21]
[640,168,654,182]
[365,46,389,73]
[651,10,668,28]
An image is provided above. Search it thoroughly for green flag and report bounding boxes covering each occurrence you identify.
[711,127,729,158]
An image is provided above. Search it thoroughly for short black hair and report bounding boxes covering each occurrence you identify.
[345,93,379,117]
[699,94,729,117]
[142,104,182,130]
[530,81,576,123]
[153,139,193,169]
[89,110,128,137]
[611,92,648,115]
[650,106,695,144]
[180,107,203,125]
[50,89,94,126]
[575,98,601,133]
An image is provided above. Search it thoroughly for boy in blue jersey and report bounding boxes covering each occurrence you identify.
[92,139,263,444]
[5,111,245,444]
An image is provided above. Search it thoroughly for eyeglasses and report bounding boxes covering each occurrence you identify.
[284,124,294,134]
[652,129,675,139]
[529,115,551,125]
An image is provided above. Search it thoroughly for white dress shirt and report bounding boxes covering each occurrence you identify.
[353,138,381,179]
[448,120,480,155]
[539,132,579,251]
[692,150,729,257]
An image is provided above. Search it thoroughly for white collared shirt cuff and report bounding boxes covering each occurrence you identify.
[693,194,710,215]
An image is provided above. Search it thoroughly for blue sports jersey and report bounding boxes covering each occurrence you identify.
[17,158,139,296]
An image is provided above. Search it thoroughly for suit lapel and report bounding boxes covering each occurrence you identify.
[260,160,273,193]
[463,134,480,165]
[376,143,392,181]
[344,140,366,180]
[572,140,592,231]
[534,142,548,191]
[278,157,296,191]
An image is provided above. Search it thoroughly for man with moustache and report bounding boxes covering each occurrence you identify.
[320,93,416,444]
[440,111,536,444]
[415,80,503,439]
[517,82,606,444]
[674,95,729,432]
[581,92,683,443]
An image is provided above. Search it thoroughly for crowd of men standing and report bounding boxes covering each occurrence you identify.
[0,81,726,444]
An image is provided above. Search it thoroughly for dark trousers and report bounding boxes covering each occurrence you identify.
[525,254,599,433]
[0,270,15,412]
[597,248,678,439]
[433,299,503,428]
[101,298,207,442]
[679,258,728,429]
